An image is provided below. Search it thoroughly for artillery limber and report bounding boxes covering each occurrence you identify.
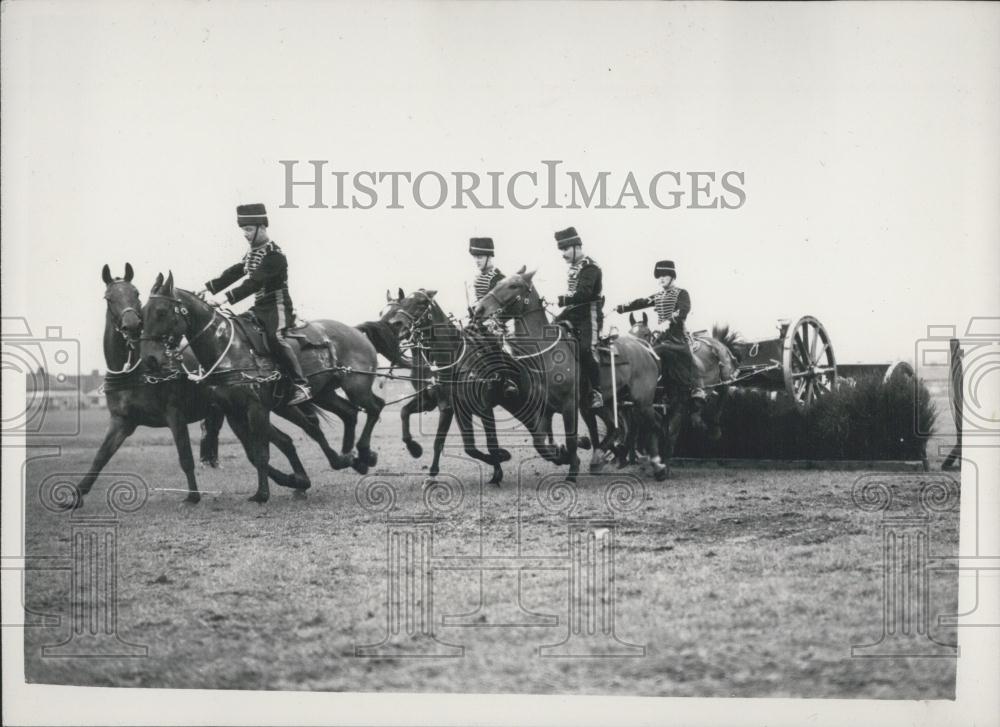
[727,315,838,408]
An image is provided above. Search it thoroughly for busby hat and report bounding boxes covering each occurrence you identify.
[237,203,268,228]
[469,237,495,256]
[654,260,677,278]
[555,227,582,249]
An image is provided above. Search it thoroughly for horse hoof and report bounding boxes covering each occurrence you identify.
[366,450,378,467]
[488,474,502,487]
[589,459,606,473]
[578,436,592,450]
[201,458,219,469]
[293,490,308,500]
[405,440,423,458]
[248,493,269,504]
[351,457,369,475]
[654,467,669,482]
[184,493,201,505]
[293,475,312,491]
[330,453,352,471]
[495,448,512,463]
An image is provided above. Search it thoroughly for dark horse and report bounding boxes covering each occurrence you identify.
[379,288,441,460]
[386,289,513,485]
[72,264,226,508]
[72,264,346,509]
[140,273,386,502]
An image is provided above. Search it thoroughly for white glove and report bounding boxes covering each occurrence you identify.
[198,290,224,306]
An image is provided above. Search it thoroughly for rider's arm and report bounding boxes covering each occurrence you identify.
[615,296,654,314]
[224,250,287,304]
[204,263,245,296]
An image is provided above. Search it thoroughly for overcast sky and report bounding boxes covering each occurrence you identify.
[3,1,998,373]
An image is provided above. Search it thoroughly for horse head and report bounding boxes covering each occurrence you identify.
[101,263,142,346]
[472,267,537,321]
[385,288,438,339]
[627,311,652,342]
[140,271,196,371]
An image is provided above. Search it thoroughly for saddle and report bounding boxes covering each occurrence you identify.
[232,313,338,376]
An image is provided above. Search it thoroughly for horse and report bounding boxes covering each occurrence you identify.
[471,268,625,482]
[65,264,229,508]
[385,289,514,485]
[627,314,741,475]
[139,272,385,502]
[378,288,440,459]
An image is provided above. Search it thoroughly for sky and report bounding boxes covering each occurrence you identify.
[3,1,998,374]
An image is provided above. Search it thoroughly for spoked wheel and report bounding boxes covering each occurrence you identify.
[782,316,837,408]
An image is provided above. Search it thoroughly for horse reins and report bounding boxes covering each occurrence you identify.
[143,293,236,382]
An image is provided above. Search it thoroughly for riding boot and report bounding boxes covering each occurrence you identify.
[274,333,312,404]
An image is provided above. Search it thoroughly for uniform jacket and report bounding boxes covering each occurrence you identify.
[620,285,691,341]
[205,240,296,330]
[556,256,603,332]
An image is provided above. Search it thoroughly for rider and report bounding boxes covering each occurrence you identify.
[197,203,312,406]
[469,237,519,400]
[614,260,706,427]
[553,227,604,410]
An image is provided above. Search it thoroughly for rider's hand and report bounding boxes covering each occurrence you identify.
[614,304,626,314]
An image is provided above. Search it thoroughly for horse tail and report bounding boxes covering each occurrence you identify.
[355,320,413,367]
[711,322,744,363]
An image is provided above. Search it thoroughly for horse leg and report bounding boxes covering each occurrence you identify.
[267,424,312,494]
[429,406,454,478]
[72,415,137,505]
[581,407,606,473]
[529,413,562,464]
[226,408,272,503]
[347,385,384,474]
[199,404,224,467]
[652,400,684,481]
[401,387,435,458]
[246,405,272,503]
[560,407,581,483]
[322,389,359,459]
[454,406,504,467]
[275,398,353,470]
[164,407,201,504]
[480,410,509,486]
[640,405,669,481]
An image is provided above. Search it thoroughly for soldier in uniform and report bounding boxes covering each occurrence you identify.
[553,227,604,410]
[197,203,312,406]
[615,260,706,427]
[469,237,518,400]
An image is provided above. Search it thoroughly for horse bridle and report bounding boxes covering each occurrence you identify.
[141,292,236,381]
[104,280,144,374]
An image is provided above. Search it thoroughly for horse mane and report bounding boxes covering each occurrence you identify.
[355,320,412,367]
[711,322,744,363]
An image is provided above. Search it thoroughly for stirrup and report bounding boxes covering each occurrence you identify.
[590,390,605,409]
[288,384,312,406]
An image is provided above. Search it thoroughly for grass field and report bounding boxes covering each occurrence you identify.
[20,399,960,699]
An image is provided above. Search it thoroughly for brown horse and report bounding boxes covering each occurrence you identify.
[140,272,385,502]
[628,314,741,474]
[472,268,628,481]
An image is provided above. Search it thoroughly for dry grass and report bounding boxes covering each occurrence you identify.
[23,409,958,698]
